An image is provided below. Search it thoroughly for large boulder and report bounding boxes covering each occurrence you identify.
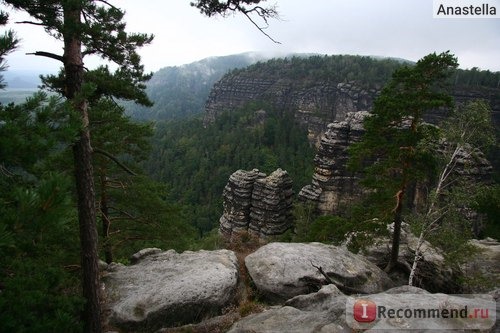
[363,223,462,293]
[103,249,239,332]
[228,285,497,333]
[245,242,393,303]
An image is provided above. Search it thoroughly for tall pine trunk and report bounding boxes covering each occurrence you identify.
[64,5,102,333]
[385,187,405,272]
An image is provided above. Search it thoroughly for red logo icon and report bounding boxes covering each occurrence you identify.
[353,300,377,322]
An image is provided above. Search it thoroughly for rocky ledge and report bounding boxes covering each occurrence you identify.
[228,284,498,333]
[103,239,500,332]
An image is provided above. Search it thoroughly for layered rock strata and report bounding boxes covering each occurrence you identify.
[205,77,377,144]
[299,111,369,215]
[299,111,493,217]
[219,168,294,240]
[219,169,266,237]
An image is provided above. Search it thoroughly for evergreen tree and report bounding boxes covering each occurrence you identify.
[408,100,496,286]
[0,93,84,332]
[1,1,152,331]
[0,9,18,88]
[349,52,458,272]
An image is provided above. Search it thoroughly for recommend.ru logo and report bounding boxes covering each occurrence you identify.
[346,293,496,330]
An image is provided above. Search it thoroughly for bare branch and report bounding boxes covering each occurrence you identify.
[15,20,44,26]
[310,261,367,294]
[93,148,137,176]
[95,0,119,10]
[192,0,281,43]
[0,164,14,177]
[240,7,281,44]
[26,51,64,63]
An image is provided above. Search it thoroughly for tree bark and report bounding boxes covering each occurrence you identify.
[385,187,405,272]
[99,170,113,264]
[63,4,102,333]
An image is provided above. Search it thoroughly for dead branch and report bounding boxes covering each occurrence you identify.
[93,148,137,176]
[310,262,367,294]
[26,51,64,63]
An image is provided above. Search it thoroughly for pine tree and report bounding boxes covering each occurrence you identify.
[1,1,152,331]
[0,9,18,88]
[349,52,458,272]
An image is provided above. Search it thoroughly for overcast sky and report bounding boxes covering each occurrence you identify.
[3,0,500,74]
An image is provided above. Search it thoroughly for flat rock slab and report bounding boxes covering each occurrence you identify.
[245,242,393,303]
[229,285,497,333]
[104,249,239,332]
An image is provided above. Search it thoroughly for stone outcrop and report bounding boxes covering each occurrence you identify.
[244,242,394,303]
[299,111,494,218]
[204,64,500,144]
[228,284,498,333]
[204,75,377,144]
[299,111,369,215]
[363,223,462,293]
[219,168,294,240]
[219,169,266,237]
[103,248,239,332]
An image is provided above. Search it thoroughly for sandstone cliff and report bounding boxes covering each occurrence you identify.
[205,75,378,144]
[219,168,294,240]
[299,112,494,217]
[299,111,368,215]
[203,57,500,144]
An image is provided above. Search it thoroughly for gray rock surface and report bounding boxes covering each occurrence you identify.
[299,112,493,228]
[203,63,500,144]
[219,169,266,238]
[299,111,369,215]
[245,242,393,303]
[204,75,377,144]
[462,238,500,292]
[249,169,294,238]
[219,168,294,241]
[103,249,239,332]
[228,284,497,333]
[363,223,462,293]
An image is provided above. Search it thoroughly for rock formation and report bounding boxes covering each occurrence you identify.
[103,243,499,333]
[299,111,494,218]
[227,284,497,333]
[363,223,462,293]
[219,169,266,237]
[219,168,294,240]
[103,248,239,332]
[299,111,369,215]
[205,75,378,144]
[204,66,500,144]
[244,242,394,303]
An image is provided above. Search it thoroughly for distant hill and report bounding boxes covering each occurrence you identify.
[124,52,273,121]
[3,70,43,89]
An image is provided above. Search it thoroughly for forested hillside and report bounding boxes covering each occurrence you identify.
[124,52,267,120]
[144,55,500,237]
[145,103,315,235]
